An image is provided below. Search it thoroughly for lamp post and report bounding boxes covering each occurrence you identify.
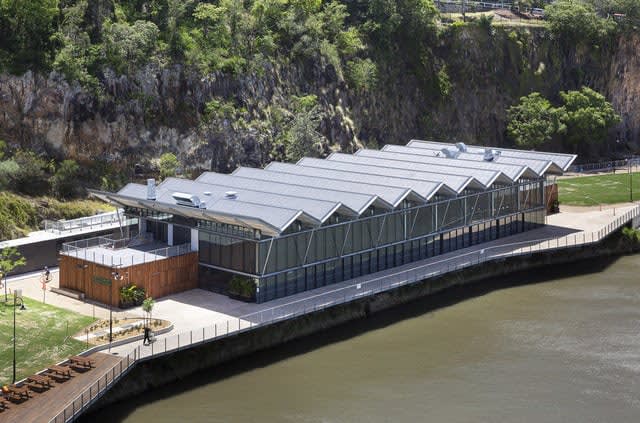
[629,157,634,202]
[111,271,125,348]
[12,292,26,383]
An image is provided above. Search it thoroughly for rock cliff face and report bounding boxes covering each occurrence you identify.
[0,27,638,172]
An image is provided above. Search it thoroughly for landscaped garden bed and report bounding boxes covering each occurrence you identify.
[76,317,171,346]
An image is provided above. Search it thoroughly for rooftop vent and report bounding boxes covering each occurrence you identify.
[483,148,501,162]
[146,178,156,200]
[441,147,460,159]
[455,142,468,152]
[172,192,201,207]
[225,191,238,199]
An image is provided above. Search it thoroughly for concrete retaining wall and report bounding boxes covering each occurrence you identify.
[91,230,640,410]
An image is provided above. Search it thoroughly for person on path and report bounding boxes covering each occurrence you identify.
[143,327,151,345]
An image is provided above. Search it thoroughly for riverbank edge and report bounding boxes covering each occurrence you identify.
[89,230,640,412]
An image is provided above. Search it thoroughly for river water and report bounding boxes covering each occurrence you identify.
[88,256,640,423]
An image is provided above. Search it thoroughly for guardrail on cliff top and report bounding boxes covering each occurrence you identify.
[50,204,640,423]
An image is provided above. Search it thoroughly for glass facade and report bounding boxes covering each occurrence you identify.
[126,180,546,303]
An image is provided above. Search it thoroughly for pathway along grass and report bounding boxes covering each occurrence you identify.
[558,172,640,206]
[0,295,95,385]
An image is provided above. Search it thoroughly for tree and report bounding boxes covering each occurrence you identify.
[0,246,26,301]
[507,92,565,148]
[51,159,81,199]
[0,0,59,73]
[284,106,325,162]
[103,19,160,74]
[545,0,615,45]
[159,153,179,179]
[142,296,155,328]
[558,86,621,147]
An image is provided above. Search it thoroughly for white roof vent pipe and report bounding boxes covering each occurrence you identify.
[441,147,460,159]
[146,178,156,200]
[455,142,468,152]
[225,191,238,199]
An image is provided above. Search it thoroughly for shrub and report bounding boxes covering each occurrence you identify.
[346,58,378,92]
[0,159,19,190]
[51,159,82,199]
[119,284,146,308]
[159,153,179,179]
[228,275,256,299]
[11,151,50,195]
[622,227,640,244]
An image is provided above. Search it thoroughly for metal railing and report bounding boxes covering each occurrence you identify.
[49,204,640,423]
[43,210,135,234]
[568,157,640,173]
[50,349,138,423]
[60,235,193,267]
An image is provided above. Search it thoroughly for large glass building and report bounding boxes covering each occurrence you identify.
[89,141,576,303]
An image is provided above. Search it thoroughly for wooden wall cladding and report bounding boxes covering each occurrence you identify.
[59,253,199,307]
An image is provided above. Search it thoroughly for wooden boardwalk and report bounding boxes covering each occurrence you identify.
[0,353,122,422]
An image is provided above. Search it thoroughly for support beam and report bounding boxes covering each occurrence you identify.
[168,224,174,246]
[190,228,199,251]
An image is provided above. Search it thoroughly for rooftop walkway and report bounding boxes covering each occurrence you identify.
[0,210,134,250]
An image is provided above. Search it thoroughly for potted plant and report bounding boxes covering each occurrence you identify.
[119,284,146,308]
[227,275,257,302]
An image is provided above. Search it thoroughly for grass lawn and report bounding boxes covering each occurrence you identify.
[558,172,640,206]
[0,295,96,385]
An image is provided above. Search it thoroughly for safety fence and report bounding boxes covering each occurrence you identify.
[49,204,640,422]
[60,235,192,268]
[43,210,135,234]
[568,157,640,174]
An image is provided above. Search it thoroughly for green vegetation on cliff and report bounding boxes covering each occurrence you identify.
[507,87,620,150]
[0,1,635,188]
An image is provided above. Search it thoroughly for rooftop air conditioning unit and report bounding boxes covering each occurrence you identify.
[172,192,201,208]
[455,142,468,152]
[441,147,460,159]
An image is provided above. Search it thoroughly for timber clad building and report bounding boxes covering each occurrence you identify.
[59,140,576,304]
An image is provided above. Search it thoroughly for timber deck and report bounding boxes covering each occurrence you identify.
[0,352,122,422]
